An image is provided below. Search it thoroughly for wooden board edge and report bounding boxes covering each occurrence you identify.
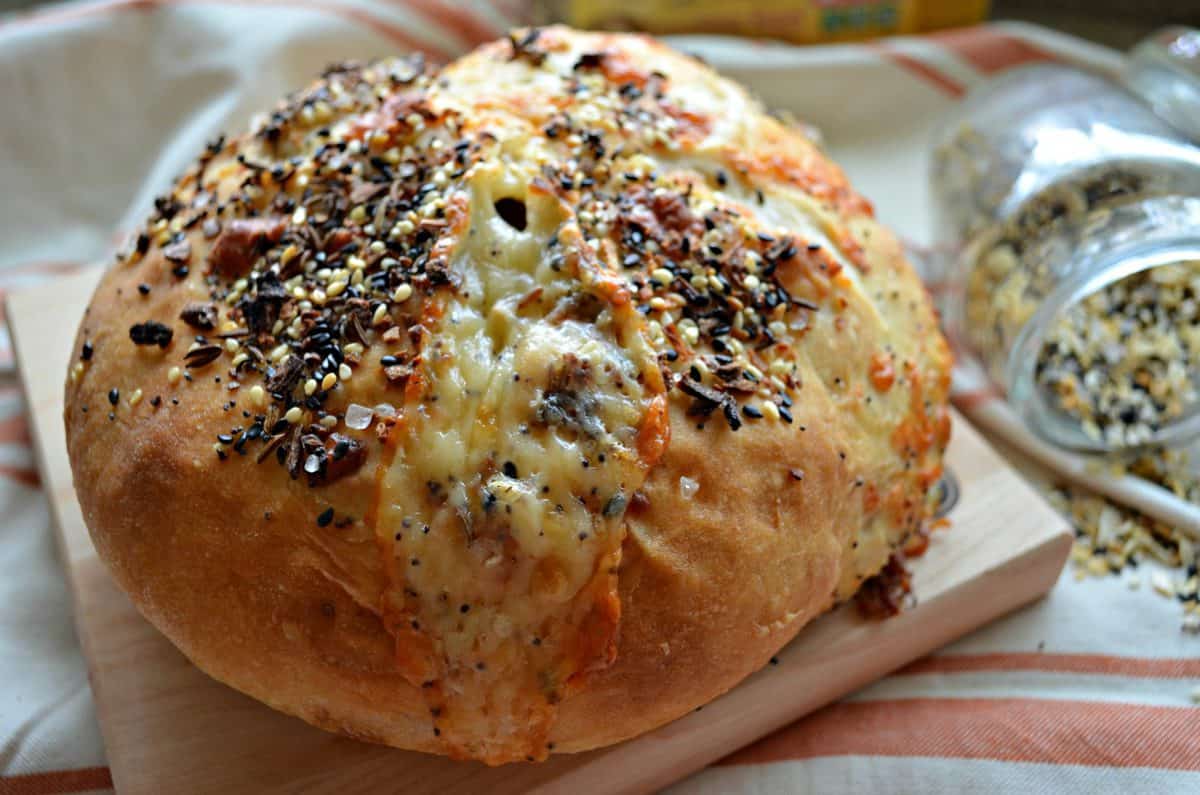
[546,522,1073,795]
[5,287,76,574]
[4,273,129,782]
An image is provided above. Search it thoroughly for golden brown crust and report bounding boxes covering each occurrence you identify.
[65,27,951,762]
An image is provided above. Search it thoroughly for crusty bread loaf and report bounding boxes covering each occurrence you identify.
[65,27,951,765]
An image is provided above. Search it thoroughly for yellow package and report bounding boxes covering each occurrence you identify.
[534,0,990,43]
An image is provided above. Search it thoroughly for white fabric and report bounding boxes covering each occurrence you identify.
[0,3,1196,792]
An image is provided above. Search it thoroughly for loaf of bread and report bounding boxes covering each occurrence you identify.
[65,27,951,765]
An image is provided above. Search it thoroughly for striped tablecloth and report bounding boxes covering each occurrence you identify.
[0,3,1197,792]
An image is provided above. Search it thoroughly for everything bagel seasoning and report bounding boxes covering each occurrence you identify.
[1036,261,1200,447]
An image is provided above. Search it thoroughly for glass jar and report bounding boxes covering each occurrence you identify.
[930,61,1200,453]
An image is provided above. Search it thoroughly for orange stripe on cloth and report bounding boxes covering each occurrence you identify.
[382,0,502,47]
[0,414,32,446]
[928,27,1058,74]
[720,698,1200,770]
[0,261,84,282]
[900,652,1200,680]
[0,464,40,489]
[864,42,965,98]
[951,385,1002,412]
[0,0,455,59]
[0,767,113,795]
[483,0,527,23]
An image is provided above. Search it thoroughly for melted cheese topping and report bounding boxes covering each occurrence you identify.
[375,162,663,759]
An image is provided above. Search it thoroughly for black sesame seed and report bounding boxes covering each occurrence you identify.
[602,492,626,517]
[81,342,94,361]
[129,321,174,348]
[108,388,119,406]
[503,461,518,478]
[316,507,334,527]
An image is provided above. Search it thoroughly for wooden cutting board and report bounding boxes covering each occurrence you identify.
[8,268,1072,795]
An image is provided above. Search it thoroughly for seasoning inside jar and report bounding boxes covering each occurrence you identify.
[961,167,1157,386]
[931,61,1200,452]
[956,171,1200,451]
[1035,261,1200,447]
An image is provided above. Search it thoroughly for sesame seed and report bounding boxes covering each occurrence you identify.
[651,268,674,285]
[321,372,338,390]
[285,406,303,424]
